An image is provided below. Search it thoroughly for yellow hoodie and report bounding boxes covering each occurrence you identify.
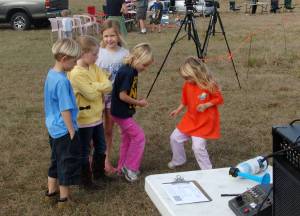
[68,64,112,125]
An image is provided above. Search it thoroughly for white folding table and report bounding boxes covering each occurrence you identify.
[145,167,273,216]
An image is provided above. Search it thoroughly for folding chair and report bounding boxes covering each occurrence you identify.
[73,15,91,35]
[72,17,83,37]
[86,5,107,25]
[48,18,62,43]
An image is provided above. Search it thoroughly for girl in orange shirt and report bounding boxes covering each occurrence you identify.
[168,56,224,170]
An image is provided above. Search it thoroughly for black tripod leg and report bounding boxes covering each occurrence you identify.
[202,14,215,58]
[146,15,188,98]
[190,17,203,59]
[216,12,242,89]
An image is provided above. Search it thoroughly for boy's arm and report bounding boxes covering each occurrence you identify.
[61,110,75,139]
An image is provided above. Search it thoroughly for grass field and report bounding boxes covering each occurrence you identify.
[0,0,300,215]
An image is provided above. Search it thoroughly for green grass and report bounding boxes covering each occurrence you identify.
[0,0,300,215]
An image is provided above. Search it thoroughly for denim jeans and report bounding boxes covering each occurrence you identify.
[79,124,106,166]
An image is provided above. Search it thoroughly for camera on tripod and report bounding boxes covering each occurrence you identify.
[184,0,197,12]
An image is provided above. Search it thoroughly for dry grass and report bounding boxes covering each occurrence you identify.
[0,0,300,215]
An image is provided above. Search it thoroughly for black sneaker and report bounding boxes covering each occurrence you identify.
[44,190,59,205]
[57,197,75,209]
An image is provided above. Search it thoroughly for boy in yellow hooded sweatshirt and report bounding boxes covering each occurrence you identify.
[68,35,112,190]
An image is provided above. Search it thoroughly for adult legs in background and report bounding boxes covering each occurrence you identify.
[251,5,257,14]
[136,7,147,33]
[139,19,146,33]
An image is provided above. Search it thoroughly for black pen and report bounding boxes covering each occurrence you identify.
[221,194,240,197]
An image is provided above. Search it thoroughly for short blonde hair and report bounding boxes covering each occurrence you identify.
[180,56,219,93]
[124,43,153,69]
[61,9,71,17]
[76,35,99,53]
[100,20,126,48]
[52,38,81,61]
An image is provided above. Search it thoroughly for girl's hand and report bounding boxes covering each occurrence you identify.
[170,104,184,117]
[170,109,180,117]
[137,99,148,107]
[197,103,209,112]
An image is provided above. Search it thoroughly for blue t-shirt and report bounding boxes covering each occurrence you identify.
[111,65,138,118]
[44,69,78,138]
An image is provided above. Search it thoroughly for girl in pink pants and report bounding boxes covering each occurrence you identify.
[110,43,153,182]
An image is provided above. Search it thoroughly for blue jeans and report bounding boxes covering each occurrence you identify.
[79,124,106,166]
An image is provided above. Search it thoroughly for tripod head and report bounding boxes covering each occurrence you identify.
[184,0,197,13]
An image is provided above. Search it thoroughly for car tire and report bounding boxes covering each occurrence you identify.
[10,12,31,31]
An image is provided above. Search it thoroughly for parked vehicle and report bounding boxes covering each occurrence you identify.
[0,0,69,30]
[148,0,215,16]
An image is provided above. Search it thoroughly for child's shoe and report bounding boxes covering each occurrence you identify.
[121,167,139,182]
[167,161,176,169]
[44,190,59,205]
[57,197,75,209]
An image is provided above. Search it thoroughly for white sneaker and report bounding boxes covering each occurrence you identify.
[167,161,176,169]
[122,167,139,182]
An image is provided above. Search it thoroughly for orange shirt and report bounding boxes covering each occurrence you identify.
[177,82,224,139]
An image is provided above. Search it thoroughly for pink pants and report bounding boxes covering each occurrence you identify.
[112,116,145,172]
[170,128,212,170]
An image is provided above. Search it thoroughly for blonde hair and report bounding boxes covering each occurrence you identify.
[52,38,81,61]
[180,56,219,93]
[61,9,71,17]
[100,20,126,48]
[123,43,153,69]
[76,35,99,53]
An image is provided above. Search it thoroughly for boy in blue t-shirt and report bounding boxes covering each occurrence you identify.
[149,0,163,33]
[44,38,81,206]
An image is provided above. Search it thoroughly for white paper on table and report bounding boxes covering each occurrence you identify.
[162,181,211,205]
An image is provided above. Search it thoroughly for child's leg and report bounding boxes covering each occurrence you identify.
[92,124,107,179]
[191,137,212,170]
[104,108,116,173]
[117,129,130,171]
[54,133,81,196]
[112,116,145,172]
[78,128,94,185]
[170,128,189,166]
[48,177,58,194]
[122,118,145,172]
[79,127,95,167]
[158,24,161,33]
[111,116,131,171]
[48,136,59,193]
[59,185,70,199]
